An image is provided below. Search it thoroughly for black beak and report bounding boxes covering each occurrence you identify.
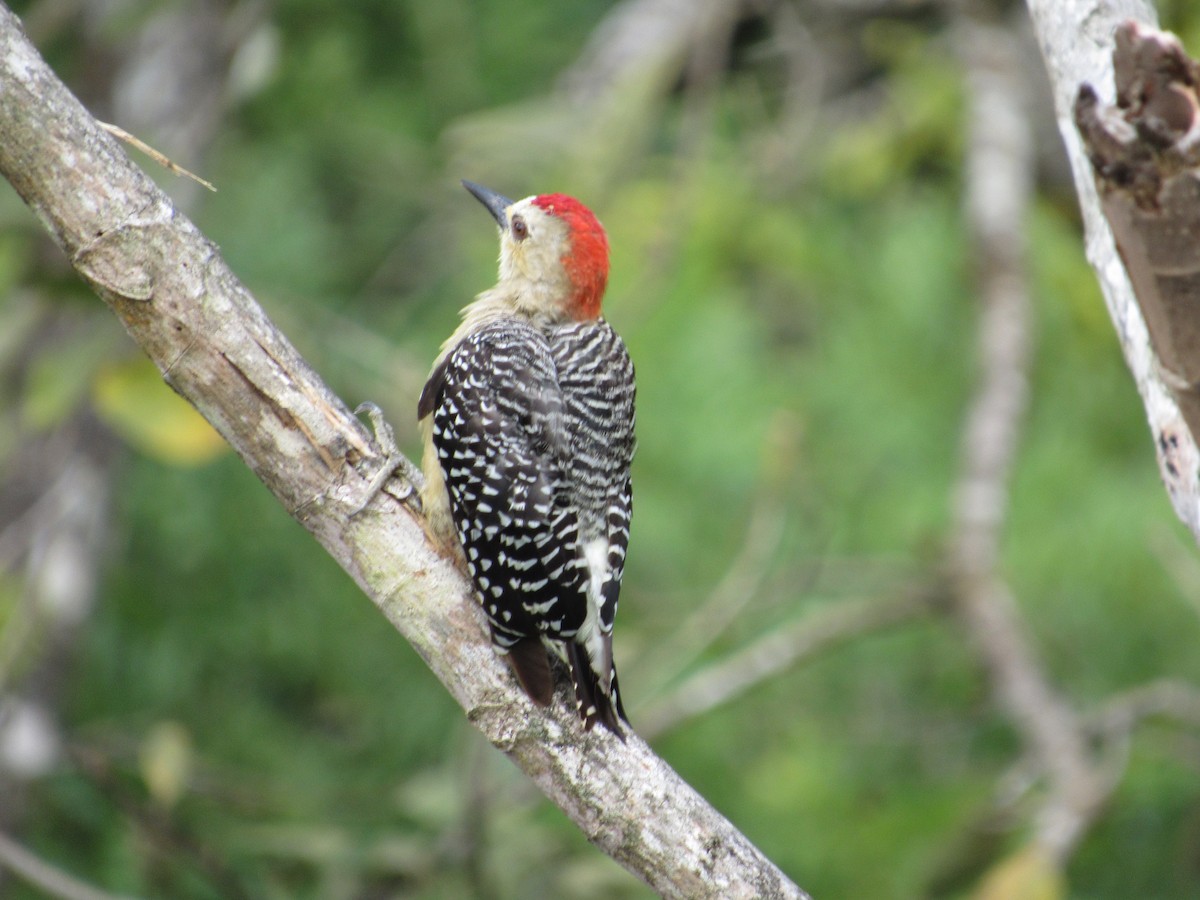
[462,180,513,230]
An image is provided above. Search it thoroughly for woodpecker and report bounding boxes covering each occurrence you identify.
[417,181,635,737]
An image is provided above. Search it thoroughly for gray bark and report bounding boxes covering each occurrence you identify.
[1024,0,1200,536]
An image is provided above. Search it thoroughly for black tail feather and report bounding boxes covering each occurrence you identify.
[612,667,628,724]
[566,641,627,741]
[506,635,554,706]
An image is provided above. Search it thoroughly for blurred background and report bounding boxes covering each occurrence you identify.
[1,0,1200,897]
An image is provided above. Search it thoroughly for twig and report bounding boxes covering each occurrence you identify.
[637,587,937,739]
[1147,524,1200,622]
[0,831,137,900]
[231,824,431,875]
[629,495,786,698]
[558,0,756,106]
[1090,678,1200,737]
[97,121,216,193]
[1077,678,1200,803]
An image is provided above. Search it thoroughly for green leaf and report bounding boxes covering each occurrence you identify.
[22,326,116,431]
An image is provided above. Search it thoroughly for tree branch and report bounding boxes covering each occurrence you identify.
[637,587,938,740]
[951,16,1106,862]
[628,494,785,701]
[1023,0,1200,536]
[0,6,805,898]
[1091,678,1200,737]
[1073,22,1200,446]
[0,830,134,900]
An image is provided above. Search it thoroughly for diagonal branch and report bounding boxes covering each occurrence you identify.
[0,830,135,900]
[0,6,805,898]
[637,586,938,739]
[628,495,786,700]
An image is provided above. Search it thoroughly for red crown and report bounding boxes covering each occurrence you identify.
[532,194,609,319]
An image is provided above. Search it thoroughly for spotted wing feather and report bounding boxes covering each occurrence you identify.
[431,321,590,642]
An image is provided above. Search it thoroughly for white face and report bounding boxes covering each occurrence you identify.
[497,197,574,308]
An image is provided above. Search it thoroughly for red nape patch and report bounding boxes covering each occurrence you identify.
[532,193,609,319]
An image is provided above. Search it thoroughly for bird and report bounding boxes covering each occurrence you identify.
[416,180,636,737]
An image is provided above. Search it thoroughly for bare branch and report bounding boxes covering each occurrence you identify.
[629,496,786,698]
[638,587,937,739]
[1091,678,1200,737]
[951,17,1106,862]
[1080,678,1200,797]
[0,831,136,900]
[0,6,805,897]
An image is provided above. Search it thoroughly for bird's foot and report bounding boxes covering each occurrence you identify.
[350,402,424,516]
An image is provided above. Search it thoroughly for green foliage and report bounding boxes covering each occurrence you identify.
[21,322,121,432]
[6,1,1200,898]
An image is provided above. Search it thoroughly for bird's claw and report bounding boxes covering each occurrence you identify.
[350,402,423,517]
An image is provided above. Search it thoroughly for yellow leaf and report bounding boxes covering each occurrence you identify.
[139,721,192,808]
[92,358,226,466]
[973,845,1065,900]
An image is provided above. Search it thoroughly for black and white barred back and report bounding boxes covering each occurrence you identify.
[425,317,635,733]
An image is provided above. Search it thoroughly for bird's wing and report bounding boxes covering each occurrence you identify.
[431,320,592,649]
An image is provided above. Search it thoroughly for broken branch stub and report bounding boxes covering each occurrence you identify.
[1075,22,1200,441]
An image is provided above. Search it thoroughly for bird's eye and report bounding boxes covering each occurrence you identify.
[511,215,529,241]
